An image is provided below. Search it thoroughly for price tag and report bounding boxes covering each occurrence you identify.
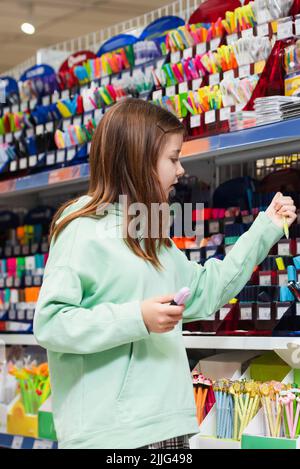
[209,220,220,233]
[5,133,13,143]
[41,242,49,252]
[33,439,54,450]
[25,275,32,286]
[210,38,221,51]
[240,307,252,320]
[227,33,238,45]
[33,276,41,286]
[259,274,272,286]
[11,436,23,449]
[61,89,70,100]
[19,158,27,170]
[94,109,103,123]
[257,23,269,36]
[6,276,13,288]
[296,18,300,35]
[223,69,235,81]
[209,73,220,85]
[296,303,300,316]
[27,309,34,321]
[42,95,50,106]
[46,153,55,166]
[46,121,54,132]
[87,142,92,154]
[13,245,21,256]
[190,114,201,128]
[14,277,21,288]
[9,309,16,320]
[63,118,72,130]
[152,89,163,101]
[220,107,231,121]
[0,277,4,288]
[219,307,231,320]
[242,28,254,38]
[278,273,288,286]
[12,104,19,113]
[56,150,65,163]
[29,99,37,110]
[178,82,188,93]
[297,240,300,254]
[192,78,202,91]
[196,43,206,55]
[29,155,37,167]
[239,64,251,78]
[21,102,28,111]
[73,116,82,126]
[10,160,17,172]
[26,128,34,138]
[183,47,193,59]
[205,110,216,124]
[4,246,12,256]
[276,306,288,320]
[101,76,110,86]
[166,86,176,97]
[36,124,44,136]
[236,103,245,112]
[171,51,181,64]
[277,19,294,40]
[67,148,76,161]
[278,242,290,256]
[189,250,201,262]
[18,309,25,320]
[258,307,271,320]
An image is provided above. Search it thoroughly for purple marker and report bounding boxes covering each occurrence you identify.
[170,287,191,306]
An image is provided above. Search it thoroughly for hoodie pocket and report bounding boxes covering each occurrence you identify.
[117,342,135,401]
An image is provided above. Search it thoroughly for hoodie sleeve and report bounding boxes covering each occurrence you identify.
[176,212,284,322]
[33,265,149,354]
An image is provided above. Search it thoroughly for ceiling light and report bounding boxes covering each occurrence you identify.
[21,22,35,35]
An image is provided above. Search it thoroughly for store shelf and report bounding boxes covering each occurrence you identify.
[181,117,300,166]
[0,162,89,199]
[0,433,57,449]
[182,334,300,350]
[0,334,38,345]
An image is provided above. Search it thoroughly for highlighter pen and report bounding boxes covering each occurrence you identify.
[283,216,289,239]
[170,287,191,306]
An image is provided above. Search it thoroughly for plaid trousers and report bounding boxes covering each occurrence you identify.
[138,434,190,449]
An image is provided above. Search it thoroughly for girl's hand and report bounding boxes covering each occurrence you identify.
[265,192,297,229]
[141,295,185,333]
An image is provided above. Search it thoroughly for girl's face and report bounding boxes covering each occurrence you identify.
[157,133,185,197]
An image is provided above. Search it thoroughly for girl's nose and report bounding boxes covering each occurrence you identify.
[177,161,185,178]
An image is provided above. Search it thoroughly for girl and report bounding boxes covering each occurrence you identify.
[34,98,296,449]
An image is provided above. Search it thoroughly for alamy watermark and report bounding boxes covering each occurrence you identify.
[95,195,204,240]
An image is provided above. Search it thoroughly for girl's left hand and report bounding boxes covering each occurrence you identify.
[265,192,297,229]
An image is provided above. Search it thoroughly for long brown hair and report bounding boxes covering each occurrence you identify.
[49,98,184,268]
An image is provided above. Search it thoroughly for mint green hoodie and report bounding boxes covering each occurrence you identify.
[33,195,283,449]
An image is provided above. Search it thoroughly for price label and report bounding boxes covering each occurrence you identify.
[205,110,216,124]
[94,109,103,123]
[12,104,19,113]
[209,73,220,86]
[223,70,235,81]
[6,277,13,287]
[25,275,32,286]
[21,102,28,111]
[178,82,188,94]
[4,247,12,256]
[5,133,13,143]
[152,89,163,100]
[26,128,34,138]
[73,116,82,126]
[171,51,181,64]
[46,121,54,132]
[189,250,201,262]
[209,221,220,233]
[190,114,201,128]
[56,150,65,163]
[196,43,206,55]
[27,309,34,321]
[19,158,27,170]
[0,278,4,288]
[242,28,254,38]
[278,273,288,286]
[259,274,272,286]
[258,307,271,320]
[227,33,238,45]
[166,86,176,97]
[101,76,110,86]
[192,78,203,91]
[67,148,76,161]
[33,276,41,286]
[33,439,54,450]
[41,242,49,252]
[242,214,254,224]
[122,70,131,80]
[61,89,70,100]
[183,47,193,59]
[257,23,269,36]
[42,95,50,106]
[236,103,245,112]
[240,307,252,320]
[14,277,21,288]
[296,18,300,35]
[10,160,17,172]
[36,124,44,135]
[239,64,251,78]
[220,107,231,121]
[219,307,231,320]
[297,240,300,254]
[46,153,55,166]
[277,20,293,40]
[18,309,25,320]
[276,306,288,320]
[210,38,221,51]
[29,99,37,109]
[296,303,300,316]
[9,309,16,320]
[277,242,290,256]
[28,155,37,167]
[13,245,21,256]
[63,118,72,130]
[11,436,23,449]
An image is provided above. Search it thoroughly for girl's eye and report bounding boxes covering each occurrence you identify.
[171,158,178,163]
